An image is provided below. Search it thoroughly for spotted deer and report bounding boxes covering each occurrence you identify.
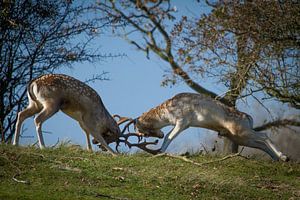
[13,74,121,155]
[121,93,288,161]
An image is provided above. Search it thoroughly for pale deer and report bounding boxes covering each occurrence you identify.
[121,93,288,161]
[13,74,121,155]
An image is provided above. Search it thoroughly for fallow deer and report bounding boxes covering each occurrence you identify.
[121,93,288,161]
[13,74,121,155]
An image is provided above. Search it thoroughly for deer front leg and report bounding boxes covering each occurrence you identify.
[78,122,92,151]
[92,134,117,156]
[85,132,92,151]
[160,120,188,152]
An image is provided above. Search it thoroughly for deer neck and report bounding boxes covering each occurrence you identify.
[139,105,169,129]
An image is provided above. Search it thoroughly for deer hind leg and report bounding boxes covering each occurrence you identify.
[248,140,280,161]
[160,120,188,152]
[243,131,288,161]
[13,100,41,146]
[34,101,60,149]
[78,122,92,151]
[263,138,288,161]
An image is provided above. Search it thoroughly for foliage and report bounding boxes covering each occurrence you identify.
[0,145,300,200]
[96,0,300,154]
[172,1,300,108]
[0,0,110,142]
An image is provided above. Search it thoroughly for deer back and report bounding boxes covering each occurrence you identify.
[29,74,119,135]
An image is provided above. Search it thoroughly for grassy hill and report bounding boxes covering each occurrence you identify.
[0,145,299,200]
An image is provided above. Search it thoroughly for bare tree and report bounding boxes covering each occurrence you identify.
[0,0,111,143]
[96,0,300,153]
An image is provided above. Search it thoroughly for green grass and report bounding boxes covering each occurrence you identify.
[0,144,299,200]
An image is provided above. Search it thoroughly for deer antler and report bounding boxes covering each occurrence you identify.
[122,132,143,142]
[112,114,133,126]
[115,132,144,152]
[126,139,161,155]
[121,118,137,133]
[117,138,161,154]
[92,114,134,147]
[113,116,161,154]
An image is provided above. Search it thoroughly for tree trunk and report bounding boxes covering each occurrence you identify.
[222,36,251,154]
[223,138,239,154]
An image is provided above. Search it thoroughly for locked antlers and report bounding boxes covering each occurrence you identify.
[113,115,161,154]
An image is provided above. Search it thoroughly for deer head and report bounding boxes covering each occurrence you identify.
[105,116,162,154]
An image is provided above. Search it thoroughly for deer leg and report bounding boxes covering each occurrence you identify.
[240,131,288,161]
[247,139,280,161]
[85,133,92,151]
[160,120,188,152]
[34,102,59,149]
[13,101,41,146]
[78,122,92,151]
[263,138,288,161]
[92,133,117,156]
[252,132,288,161]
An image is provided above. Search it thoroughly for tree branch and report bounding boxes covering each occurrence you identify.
[254,118,300,132]
[153,148,246,167]
[124,1,227,103]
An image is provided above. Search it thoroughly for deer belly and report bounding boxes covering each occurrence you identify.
[61,105,84,121]
[190,114,222,131]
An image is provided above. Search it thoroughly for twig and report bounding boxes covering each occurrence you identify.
[51,138,60,148]
[84,72,110,83]
[42,130,53,134]
[31,140,39,147]
[0,155,30,184]
[197,147,247,165]
[51,160,82,173]
[200,143,209,154]
[153,153,206,166]
[55,165,82,173]
[153,148,246,166]
[12,174,30,185]
[57,156,89,161]
[251,95,275,120]
[215,89,233,100]
[19,151,46,159]
[95,193,132,200]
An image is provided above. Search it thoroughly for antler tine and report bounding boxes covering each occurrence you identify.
[127,139,161,155]
[112,114,133,126]
[117,131,159,153]
[116,138,160,154]
[121,118,137,134]
[121,132,143,142]
[117,117,132,126]
[115,137,135,152]
[115,139,123,153]
[112,114,121,120]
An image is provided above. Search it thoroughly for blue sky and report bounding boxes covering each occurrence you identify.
[19,1,298,154]
[19,1,220,153]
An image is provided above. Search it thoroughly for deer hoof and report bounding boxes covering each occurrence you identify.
[280,154,289,162]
